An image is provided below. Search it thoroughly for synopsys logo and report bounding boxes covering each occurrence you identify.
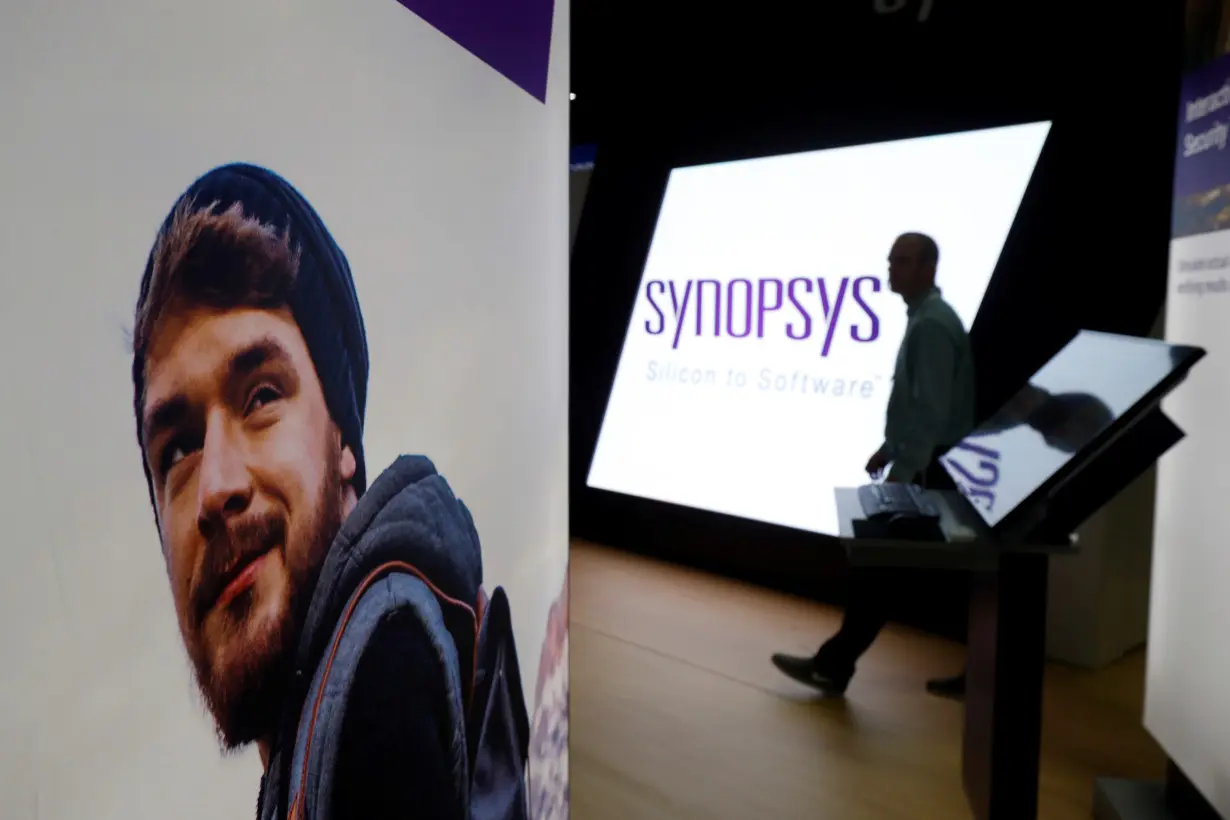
[642,275,881,357]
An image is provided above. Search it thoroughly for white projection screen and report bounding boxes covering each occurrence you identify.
[587,121,1051,536]
[0,2,568,818]
[1148,50,1230,816]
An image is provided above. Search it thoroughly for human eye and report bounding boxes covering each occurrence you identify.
[245,384,283,415]
[158,435,199,478]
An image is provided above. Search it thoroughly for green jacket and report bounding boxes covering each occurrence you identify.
[880,287,975,482]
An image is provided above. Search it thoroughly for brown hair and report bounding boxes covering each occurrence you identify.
[132,199,301,357]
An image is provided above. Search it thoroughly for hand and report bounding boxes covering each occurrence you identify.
[865,450,888,479]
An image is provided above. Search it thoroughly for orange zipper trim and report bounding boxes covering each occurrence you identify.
[288,561,480,819]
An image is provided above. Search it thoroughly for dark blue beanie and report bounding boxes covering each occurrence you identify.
[132,163,370,515]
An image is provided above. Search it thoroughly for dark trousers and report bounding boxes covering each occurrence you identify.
[815,459,962,674]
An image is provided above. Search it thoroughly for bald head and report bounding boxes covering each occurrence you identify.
[887,232,940,300]
[899,232,938,268]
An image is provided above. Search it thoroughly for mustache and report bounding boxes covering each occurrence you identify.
[191,512,286,629]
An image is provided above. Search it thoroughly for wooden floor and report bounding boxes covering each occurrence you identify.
[569,540,1166,820]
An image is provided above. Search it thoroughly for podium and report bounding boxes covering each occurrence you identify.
[834,487,1078,820]
[831,331,1206,818]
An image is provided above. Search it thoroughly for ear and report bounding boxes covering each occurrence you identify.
[339,442,357,484]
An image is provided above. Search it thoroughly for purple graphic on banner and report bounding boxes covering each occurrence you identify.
[394,0,554,102]
[1173,53,1230,238]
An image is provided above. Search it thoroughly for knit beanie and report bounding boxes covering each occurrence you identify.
[132,163,370,516]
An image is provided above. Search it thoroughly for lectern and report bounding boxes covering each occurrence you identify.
[834,330,1205,820]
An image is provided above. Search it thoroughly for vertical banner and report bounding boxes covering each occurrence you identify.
[0,0,568,818]
[1149,3,1230,815]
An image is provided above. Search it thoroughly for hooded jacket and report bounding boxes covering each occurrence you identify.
[257,455,484,820]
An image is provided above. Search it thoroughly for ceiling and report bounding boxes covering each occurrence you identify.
[567,1,1000,147]
[568,1,1185,150]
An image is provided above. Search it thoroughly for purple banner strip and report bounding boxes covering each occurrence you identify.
[394,0,554,103]
[1173,53,1230,238]
[1174,55,1230,201]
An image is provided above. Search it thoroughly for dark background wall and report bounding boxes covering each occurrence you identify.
[569,165,592,250]
[569,1,1185,639]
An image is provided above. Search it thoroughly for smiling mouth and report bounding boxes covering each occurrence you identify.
[212,548,275,613]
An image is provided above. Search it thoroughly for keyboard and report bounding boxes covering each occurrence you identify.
[857,482,941,520]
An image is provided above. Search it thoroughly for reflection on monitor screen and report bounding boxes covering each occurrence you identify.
[942,331,1191,528]
[586,120,1052,536]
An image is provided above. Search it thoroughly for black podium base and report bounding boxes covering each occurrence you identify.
[1093,778,1173,820]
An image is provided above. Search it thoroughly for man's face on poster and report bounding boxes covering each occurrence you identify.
[141,304,354,748]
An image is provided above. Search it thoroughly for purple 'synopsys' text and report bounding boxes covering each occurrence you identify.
[642,276,881,358]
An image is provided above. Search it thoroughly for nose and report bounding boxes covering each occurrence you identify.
[196,416,253,542]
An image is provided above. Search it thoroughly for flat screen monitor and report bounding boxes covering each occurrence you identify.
[941,330,1206,535]
[586,120,1053,536]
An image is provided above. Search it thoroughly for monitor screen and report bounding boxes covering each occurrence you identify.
[941,331,1201,528]
[586,121,1052,536]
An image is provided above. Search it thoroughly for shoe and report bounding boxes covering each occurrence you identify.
[925,672,965,699]
[771,653,851,696]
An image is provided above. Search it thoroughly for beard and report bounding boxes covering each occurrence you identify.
[187,446,347,752]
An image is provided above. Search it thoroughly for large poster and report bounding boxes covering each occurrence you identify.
[1149,3,1230,814]
[0,1,568,818]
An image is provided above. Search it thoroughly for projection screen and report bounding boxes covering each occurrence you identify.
[587,121,1051,536]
